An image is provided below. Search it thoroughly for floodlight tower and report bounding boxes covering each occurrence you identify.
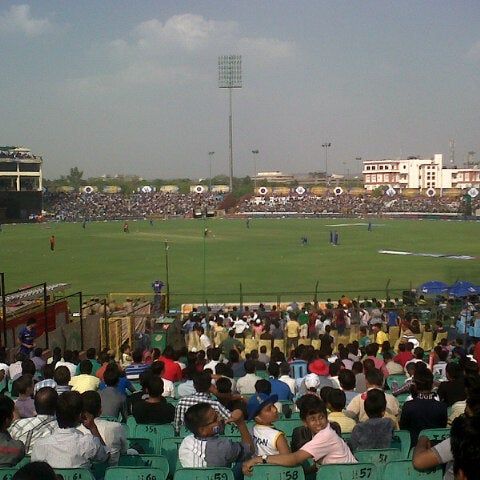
[218,55,242,193]
[322,142,332,183]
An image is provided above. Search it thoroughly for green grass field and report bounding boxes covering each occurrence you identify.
[1,218,479,306]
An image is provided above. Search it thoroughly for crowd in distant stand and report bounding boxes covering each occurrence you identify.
[1,294,480,479]
[43,192,222,221]
[237,193,479,215]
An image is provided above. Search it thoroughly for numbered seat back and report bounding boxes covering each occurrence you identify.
[316,462,377,480]
[251,464,305,480]
[161,436,184,475]
[135,424,175,453]
[273,419,303,438]
[104,466,166,480]
[391,430,411,459]
[418,428,450,445]
[174,467,235,480]
[118,454,169,475]
[0,468,18,480]
[354,449,402,474]
[54,468,95,480]
[383,460,443,479]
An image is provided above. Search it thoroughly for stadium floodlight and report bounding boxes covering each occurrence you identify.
[322,142,332,183]
[218,55,242,192]
[208,151,215,191]
[252,149,259,191]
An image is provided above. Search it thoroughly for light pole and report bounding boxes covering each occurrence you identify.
[164,241,170,312]
[252,149,259,192]
[218,55,242,193]
[208,151,215,192]
[322,142,332,184]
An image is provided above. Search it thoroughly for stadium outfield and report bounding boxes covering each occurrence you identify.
[2,218,480,305]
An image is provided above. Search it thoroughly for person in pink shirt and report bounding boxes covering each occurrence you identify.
[364,344,389,379]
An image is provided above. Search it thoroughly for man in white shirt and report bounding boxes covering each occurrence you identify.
[31,390,109,468]
[55,350,77,378]
[236,360,262,395]
[196,326,212,351]
[78,391,127,465]
[150,361,175,398]
[278,362,296,395]
[204,348,221,372]
[233,317,249,338]
[8,354,23,381]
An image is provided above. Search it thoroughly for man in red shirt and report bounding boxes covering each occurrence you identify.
[393,342,414,367]
[158,346,182,382]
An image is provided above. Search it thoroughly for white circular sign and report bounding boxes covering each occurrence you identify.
[334,187,343,196]
[258,187,268,195]
[295,186,306,195]
[386,186,396,197]
[426,187,436,197]
[141,185,152,193]
[468,187,479,198]
[195,185,205,194]
[83,186,93,194]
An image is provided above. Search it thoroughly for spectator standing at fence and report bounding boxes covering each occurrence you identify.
[285,314,300,352]
[18,319,36,358]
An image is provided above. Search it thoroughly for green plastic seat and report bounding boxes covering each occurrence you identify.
[15,456,31,468]
[273,419,303,438]
[386,375,407,390]
[119,454,169,475]
[54,468,95,480]
[391,430,411,459]
[383,460,443,479]
[99,415,120,422]
[127,437,155,454]
[104,466,166,480]
[417,428,450,444]
[251,464,305,480]
[0,468,18,480]
[134,424,175,453]
[174,467,235,480]
[126,415,138,436]
[316,463,377,480]
[161,436,184,475]
[354,449,402,475]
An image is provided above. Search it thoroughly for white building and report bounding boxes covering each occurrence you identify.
[363,154,480,192]
[0,146,43,191]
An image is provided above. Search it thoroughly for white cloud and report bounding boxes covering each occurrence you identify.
[238,37,295,60]
[0,4,53,37]
[465,40,480,61]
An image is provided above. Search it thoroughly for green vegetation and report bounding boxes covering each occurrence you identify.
[2,218,479,306]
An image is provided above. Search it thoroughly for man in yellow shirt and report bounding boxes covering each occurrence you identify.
[285,314,301,352]
[69,360,100,393]
[326,389,356,433]
[372,324,389,347]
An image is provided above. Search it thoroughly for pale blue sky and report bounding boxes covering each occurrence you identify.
[1,1,479,179]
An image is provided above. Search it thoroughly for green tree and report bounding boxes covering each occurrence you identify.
[67,167,84,189]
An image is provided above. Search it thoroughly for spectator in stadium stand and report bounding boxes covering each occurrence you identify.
[33,364,56,394]
[158,346,182,382]
[404,346,427,372]
[177,364,197,398]
[400,364,448,445]
[31,391,109,469]
[229,350,246,378]
[346,368,399,424]
[285,314,301,351]
[124,349,150,381]
[326,389,356,434]
[437,362,467,407]
[338,369,357,406]
[371,324,389,346]
[9,387,58,455]
[17,318,36,358]
[220,330,245,358]
[349,389,394,451]
[268,363,293,401]
[53,366,72,395]
[0,395,25,466]
[55,350,77,378]
[99,364,128,422]
[79,391,127,465]
[174,371,231,435]
[149,361,175,398]
[11,461,57,480]
[204,348,222,372]
[15,375,36,419]
[236,360,262,395]
[352,361,367,393]
[363,343,389,378]
[95,351,114,381]
[132,375,175,424]
[393,341,414,367]
[382,351,404,375]
[76,348,101,376]
[11,359,36,397]
[248,350,267,371]
[278,362,296,395]
[357,327,370,350]
[47,347,62,368]
[31,348,45,373]
[69,360,100,393]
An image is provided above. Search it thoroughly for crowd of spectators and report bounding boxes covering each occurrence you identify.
[237,193,479,215]
[44,192,222,221]
[1,293,479,479]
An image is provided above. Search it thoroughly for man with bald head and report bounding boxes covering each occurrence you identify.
[9,387,58,454]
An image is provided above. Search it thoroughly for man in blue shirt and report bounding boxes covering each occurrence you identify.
[268,363,293,401]
[18,318,36,357]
